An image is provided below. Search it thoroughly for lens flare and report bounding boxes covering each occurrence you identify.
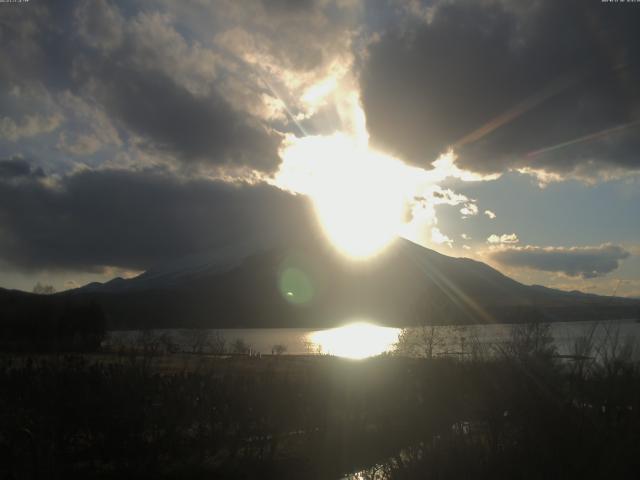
[278,266,314,305]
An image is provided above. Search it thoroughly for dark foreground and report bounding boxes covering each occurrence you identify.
[1,342,640,479]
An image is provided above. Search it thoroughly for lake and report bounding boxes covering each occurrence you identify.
[105,318,640,360]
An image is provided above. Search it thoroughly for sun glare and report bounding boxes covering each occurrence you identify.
[308,322,401,359]
[276,133,411,259]
[272,85,484,259]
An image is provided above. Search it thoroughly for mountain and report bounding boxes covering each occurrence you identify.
[2,238,639,329]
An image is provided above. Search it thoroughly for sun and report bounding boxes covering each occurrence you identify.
[276,133,411,259]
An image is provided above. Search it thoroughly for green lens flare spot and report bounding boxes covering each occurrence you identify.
[279,267,314,305]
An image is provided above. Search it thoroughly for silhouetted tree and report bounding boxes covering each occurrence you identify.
[32,282,56,295]
[231,338,250,354]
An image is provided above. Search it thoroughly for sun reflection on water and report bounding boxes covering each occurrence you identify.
[307,322,401,359]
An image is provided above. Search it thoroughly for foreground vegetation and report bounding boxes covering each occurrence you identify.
[1,321,639,479]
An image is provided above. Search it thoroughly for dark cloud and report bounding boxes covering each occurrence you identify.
[360,0,640,177]
[490,244,630,279]
[0,157,44,179]
[74,0,124,52]
[81,61,281,170]
[0,0,282,173]
[261,0,317,15]
[0,163,314,272]
[0,1,78,91]
[74,2,284,172]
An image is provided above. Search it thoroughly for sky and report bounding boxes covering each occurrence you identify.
[0,0,639,297]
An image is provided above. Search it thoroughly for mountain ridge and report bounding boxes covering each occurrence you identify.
[2,238,638,329]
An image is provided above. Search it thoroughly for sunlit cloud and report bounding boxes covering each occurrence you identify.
[487,233,519,245]
[298,59,352,119]
[484,209,496,219]
[460,202,478,218]
[0,114,63,142]
[518,164,640,188]
[516,167,567,188]
[431,227,453,248]
[427,151,501,183]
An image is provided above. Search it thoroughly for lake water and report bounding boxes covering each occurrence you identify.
[106,318,640,360]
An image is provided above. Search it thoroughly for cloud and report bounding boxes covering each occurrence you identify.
[55,89,123,157]
[460,202,478,218]
[0,0,371,178]
[484,209,496,219]
[0,162,314,272]
[431,227,453,248]
[0,114,63,141]
[83,62,280,171]
[74,0,125,52]
[72,6,282,172]
[360,0,640,180]
[428,186,469,206]
[210,0,358,108]
[0,3,60,88]
[489,244,630,279]
[57,132,103,157]
[0,1,298,175]
[0,157,44,180]
[487,233,519,245]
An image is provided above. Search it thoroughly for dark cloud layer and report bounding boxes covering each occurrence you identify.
[0,160,314,272]
[0,157,43,179]
[490,244,630,279]
[361,0,640,177]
